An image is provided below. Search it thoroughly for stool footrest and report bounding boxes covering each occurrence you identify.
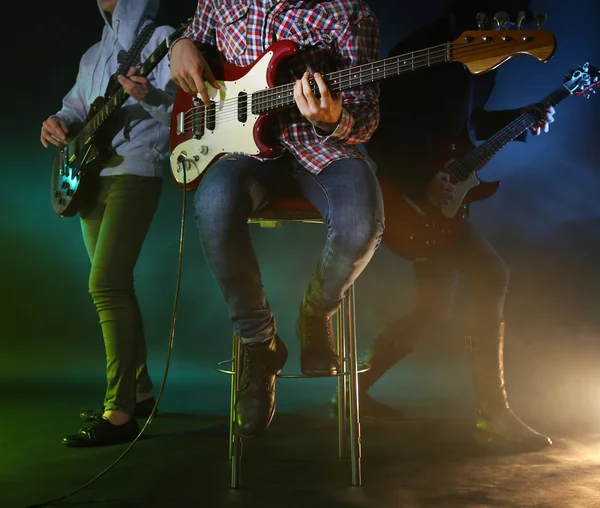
[216,359,370,377]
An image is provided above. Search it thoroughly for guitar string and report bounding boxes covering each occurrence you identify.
[59,34,177,155]
[182,39,502,126]
[181,37,546,128]
[446,86,568,181]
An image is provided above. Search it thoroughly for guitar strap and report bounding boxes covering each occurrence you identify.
[105,21,157,99]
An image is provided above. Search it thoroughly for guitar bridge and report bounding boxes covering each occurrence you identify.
[177,112,185,135]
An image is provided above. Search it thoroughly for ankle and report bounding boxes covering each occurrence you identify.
[103,410,131,425]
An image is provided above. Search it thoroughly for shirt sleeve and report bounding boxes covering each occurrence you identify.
[323,13,380,145]
[169,1,218,56]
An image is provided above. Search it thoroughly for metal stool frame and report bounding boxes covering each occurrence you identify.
[216,202,368,488]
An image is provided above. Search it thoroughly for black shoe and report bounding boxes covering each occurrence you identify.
[296,306,341,376]
[474,408,552,450]
[62,418,139,447]
[80,397,157,422]
[236,335,288,439]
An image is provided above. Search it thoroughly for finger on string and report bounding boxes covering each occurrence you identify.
[314,72,330,100]
[294,79,309,111]
[301,72,319,108]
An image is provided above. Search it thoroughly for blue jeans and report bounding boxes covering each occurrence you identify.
[194,154,384,344]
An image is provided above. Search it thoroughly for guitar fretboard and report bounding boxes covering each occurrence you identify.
[448,84,572,181]
[64,23,186,158]
[250,42,452,115]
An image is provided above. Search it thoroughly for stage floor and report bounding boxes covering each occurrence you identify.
[3,380,600,508]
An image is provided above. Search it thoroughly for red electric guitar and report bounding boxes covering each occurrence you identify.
[380,62,600,260]
[169,28,557,190]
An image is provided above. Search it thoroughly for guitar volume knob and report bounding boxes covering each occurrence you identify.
[200,145,209,155]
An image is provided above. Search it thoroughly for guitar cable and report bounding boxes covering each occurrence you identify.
[20,161,189,508]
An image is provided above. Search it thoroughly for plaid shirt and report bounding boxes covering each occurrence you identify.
[183,0,380,174]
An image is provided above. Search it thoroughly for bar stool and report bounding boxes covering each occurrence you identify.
[216,197,369,488]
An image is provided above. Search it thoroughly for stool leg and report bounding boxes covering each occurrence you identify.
[337,300,348,459]
[230,334,243,488]
[346,284,362,486]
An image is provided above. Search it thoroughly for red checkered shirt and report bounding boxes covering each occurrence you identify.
[183,0,380,174]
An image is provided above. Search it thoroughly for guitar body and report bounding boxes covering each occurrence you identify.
[50,21,191,217]
[169,31,556,191]
[169,41,298,190]
[51,97,116,217]
[380,137,500,260]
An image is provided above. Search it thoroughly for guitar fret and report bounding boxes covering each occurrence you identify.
[449,85,571,181]
[252,42,451,114]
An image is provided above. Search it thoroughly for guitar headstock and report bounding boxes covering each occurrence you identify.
[452,29,556,75]
[564,63,600,99]
[453,10,556,75]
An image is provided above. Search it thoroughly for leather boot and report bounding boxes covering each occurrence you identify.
[331,323,417,419]
[470,321,552,449]
[236,334,288,439]
[297,302,341,376]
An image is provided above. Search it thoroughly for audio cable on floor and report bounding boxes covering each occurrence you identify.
[21,163,190,508]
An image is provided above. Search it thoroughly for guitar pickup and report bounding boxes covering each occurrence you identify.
[238,92,248,123]
[206,101,216,131]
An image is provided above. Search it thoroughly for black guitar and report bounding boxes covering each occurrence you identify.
[50,21,189,217]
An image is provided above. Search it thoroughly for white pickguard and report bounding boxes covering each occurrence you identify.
[439,171,480,218]
[171,51,276,186]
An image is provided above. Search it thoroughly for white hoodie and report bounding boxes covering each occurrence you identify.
[55,0,177,177]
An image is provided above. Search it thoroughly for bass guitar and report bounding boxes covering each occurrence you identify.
[380,62,600,260]
[50,21,189,217]
[170,27,556,190]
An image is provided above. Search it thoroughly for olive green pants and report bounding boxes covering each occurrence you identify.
[80,175,162,416]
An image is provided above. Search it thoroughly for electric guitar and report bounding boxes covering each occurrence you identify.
[50,22,190,217]
[170,28,556,190]
[380,62,600,261]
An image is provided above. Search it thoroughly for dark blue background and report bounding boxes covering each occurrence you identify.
[2,0,599,424]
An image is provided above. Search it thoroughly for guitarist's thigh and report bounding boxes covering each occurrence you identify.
[448,219,509,292]
[412,257,458,319]
[82,176,162,279]
[193,155,292,218]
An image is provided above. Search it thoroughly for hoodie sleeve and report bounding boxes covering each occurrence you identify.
[54,47,96,125]
[139,25,178,126]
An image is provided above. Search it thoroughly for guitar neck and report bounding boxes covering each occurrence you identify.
[252,42,453,114]
[69,22,188,151]
[449,84,572,180]
[84,40,169,137]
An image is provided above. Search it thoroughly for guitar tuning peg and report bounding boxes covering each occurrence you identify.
[517,11,527,29]
[494,11,510,29]
[534,11,548,29]
[476,12,488,30]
